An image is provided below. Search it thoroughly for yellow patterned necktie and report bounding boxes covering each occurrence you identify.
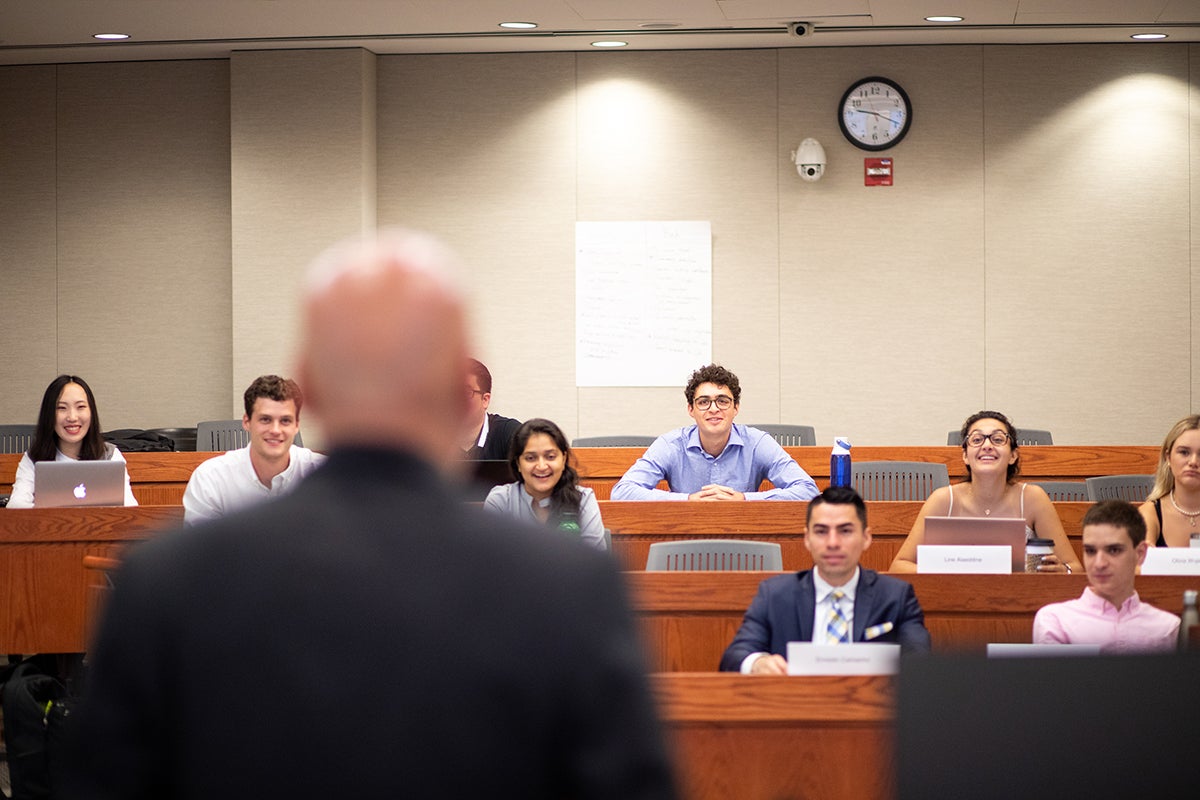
[827,589,850,644]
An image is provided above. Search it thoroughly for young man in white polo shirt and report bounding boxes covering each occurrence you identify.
[183,375,326,524]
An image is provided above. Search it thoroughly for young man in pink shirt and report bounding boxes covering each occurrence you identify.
[1033,500,1179,653]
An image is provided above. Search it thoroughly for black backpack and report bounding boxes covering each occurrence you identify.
[1,660,76,800]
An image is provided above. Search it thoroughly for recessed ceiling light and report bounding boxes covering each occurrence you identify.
[1130,32,1167,40]
[93,33,130,40]
[591,40,628,48]
[639,23,680,30]
[499,22,537,29]
[925,16,963,23]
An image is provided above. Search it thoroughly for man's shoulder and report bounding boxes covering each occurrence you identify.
[488,413,521,430]
[189,447,248,478]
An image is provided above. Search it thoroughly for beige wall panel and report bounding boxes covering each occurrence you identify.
[1192,44,1200,422]
[779,47,987,447]
[983,45,1192,445]
[231,49,377,418]
[55,61,231,430]
[378,53,579,434]
[0,66,58,423]
[575,50,781,438]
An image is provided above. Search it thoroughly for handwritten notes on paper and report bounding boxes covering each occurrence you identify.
[576,221,711,387]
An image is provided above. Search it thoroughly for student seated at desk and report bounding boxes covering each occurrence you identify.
[1034,500,1179,653]
[720,487,931,674]
[889,410,1080,573]
[484,418,606,551]
[7,374,136,508]
[611,364,817,501]
[183,375,326,525]
[1141,414,1200,547]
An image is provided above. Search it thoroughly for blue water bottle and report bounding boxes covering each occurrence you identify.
[830,437,852,488]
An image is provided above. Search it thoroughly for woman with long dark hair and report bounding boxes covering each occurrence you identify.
[6,374,137,508]
[483,418,605,550]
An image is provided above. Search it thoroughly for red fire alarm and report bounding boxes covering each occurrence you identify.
[864,157,893,186]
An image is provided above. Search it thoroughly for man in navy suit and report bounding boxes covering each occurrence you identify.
[720,486,931,673]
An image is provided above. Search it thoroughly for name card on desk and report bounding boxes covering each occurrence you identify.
[917,545,1011,574]
[1140,548,1200,575]
[787,643,900,676]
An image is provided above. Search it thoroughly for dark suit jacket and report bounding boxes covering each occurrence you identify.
[466,412,522,460]
[69,447,676,800]
[719,568,931,670]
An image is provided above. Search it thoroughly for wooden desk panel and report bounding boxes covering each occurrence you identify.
[652,673,894,800]
[576,445,1157,499]
[0,506,181,652]
[603,500,1090,571]
[1,446,1157,503]
[628,572,1200,671]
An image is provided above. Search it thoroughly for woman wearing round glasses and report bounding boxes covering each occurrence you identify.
[889,410,1080,573]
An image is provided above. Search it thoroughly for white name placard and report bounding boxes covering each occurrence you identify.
[786,642,900,676]
[1140,548,1200,575]
[917,545,1011,574]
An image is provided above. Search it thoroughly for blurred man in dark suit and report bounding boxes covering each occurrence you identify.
[69,229,677,800]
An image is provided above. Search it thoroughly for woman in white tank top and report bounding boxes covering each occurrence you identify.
[889,411,1080,573]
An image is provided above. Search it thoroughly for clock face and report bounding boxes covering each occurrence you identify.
[838,77,912,151]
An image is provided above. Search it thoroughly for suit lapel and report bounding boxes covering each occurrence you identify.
[852,568,875,642]
[796,571,817,642]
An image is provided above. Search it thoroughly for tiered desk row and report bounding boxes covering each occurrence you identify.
[4,446,1195,800]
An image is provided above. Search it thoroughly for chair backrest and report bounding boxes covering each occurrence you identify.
[1085,475,1155,503]
[947,428,1054,446]
[145,426,198,452]
[196,420,303,451]
[0,424,37,454]
[852,461,950,501]
[747,424,816,447]
[1031,480,1089,502]
[571,435,657,447]
[645,539,783,571]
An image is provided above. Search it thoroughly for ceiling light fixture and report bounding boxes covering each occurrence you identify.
[93,33,131,40]
[498,22,537,29]
[924,16,964,23]
[591,41,628,48]
[1130,33,1167,40]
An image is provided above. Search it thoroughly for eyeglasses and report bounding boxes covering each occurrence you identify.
[465,388,485,400]
[965,431,1011,447]
[692,395,734,411]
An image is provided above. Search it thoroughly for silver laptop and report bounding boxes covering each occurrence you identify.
[33,460,125,508]
[923,516,1027,573]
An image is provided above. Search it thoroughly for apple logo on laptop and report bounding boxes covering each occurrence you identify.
[73,483,88,500]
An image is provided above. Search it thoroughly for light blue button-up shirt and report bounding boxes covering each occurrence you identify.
[610,423,818,501]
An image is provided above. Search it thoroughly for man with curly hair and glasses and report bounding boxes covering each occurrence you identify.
[612,364,817,501]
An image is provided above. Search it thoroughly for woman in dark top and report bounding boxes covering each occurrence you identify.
[1141,414,1200,547]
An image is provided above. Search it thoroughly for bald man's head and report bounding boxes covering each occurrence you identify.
[297,229,471,469]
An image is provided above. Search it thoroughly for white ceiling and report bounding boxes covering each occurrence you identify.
[1,0,1198,65]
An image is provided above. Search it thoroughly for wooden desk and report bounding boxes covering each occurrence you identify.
[653,672,893,800]
[0,445,1158,504]
[0,506,181,652]
[628,572,1200,671]
[603,500,1091,571]
[577,445,1157,499]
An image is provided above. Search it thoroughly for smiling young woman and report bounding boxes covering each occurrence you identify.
[5,374,137,508]
[482,418,607,551]
[889,410,1080,573]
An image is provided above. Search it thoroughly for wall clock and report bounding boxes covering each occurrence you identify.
[838,77,912,151]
